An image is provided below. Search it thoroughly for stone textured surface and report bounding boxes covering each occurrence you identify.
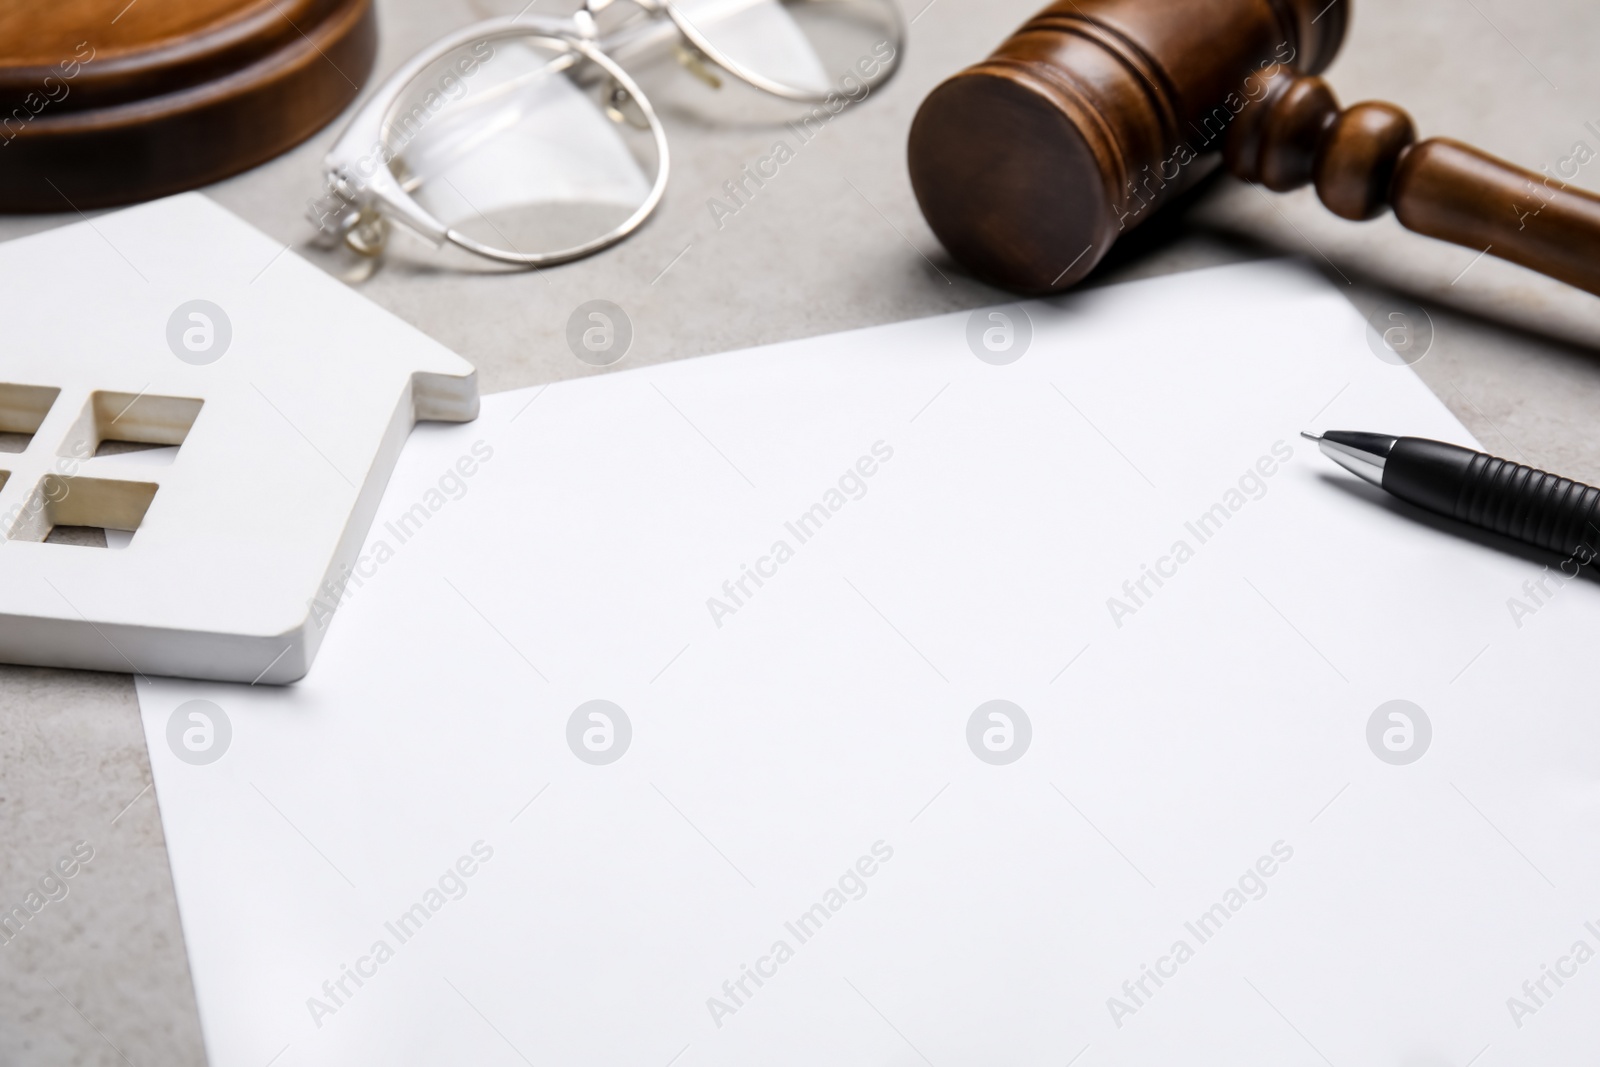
[1,0,1596,1062]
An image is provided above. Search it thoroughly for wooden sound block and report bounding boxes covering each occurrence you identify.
[0,0,376,212]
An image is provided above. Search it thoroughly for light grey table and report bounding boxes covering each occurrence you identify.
[2,0,1597,1062]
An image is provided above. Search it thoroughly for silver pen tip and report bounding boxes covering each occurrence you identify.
[1299,431,1322,442]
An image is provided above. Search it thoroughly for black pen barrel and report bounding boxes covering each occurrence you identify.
[1384,438,1600,557]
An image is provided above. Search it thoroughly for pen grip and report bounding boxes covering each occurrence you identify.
[1458,455,1600,556]
[1397,442,1600,557]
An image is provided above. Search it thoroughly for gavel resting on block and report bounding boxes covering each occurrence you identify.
[908,0,1600,296]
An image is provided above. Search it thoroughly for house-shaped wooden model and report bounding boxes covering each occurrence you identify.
[0,194,477,683]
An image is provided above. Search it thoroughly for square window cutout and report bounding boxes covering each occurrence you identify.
[0,383,61,453]
[60,392,203,462]
[44,525,115,548]
[10,475,158,549]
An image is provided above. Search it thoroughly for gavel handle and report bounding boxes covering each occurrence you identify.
[1226,71,1600,297]
[1394,140,1600,296]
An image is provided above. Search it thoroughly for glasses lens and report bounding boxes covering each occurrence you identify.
[384,35,665,263]
[669,0,902,100]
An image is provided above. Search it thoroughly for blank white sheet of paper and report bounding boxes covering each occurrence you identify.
[138,261,1600,1067]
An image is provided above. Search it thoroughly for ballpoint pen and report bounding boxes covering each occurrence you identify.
[1303,431,1600,559]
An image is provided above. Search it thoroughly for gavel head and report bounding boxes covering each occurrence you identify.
[907,0,1350,294]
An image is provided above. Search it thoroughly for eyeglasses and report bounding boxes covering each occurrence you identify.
[311,0,904,268]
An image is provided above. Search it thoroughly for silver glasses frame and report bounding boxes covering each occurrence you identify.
[315,1,905,267]
[320,15,671,267]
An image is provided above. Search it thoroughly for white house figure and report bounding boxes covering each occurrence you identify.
[0,194,478,683]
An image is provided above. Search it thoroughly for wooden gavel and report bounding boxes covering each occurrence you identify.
[908,0,1600,296]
